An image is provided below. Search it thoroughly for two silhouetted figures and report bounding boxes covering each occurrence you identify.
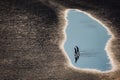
[74,46,80,63]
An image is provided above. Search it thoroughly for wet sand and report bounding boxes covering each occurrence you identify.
[0,0,120,80]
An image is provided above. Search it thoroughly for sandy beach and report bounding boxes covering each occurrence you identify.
[0,0,120,80]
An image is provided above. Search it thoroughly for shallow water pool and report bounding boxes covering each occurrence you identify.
[64,10,111,71]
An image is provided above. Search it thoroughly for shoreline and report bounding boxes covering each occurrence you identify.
[60,9,118,73]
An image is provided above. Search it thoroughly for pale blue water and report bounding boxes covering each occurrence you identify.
[64,10,111,71]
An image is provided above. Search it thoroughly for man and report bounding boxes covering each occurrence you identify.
[74,46,80,63]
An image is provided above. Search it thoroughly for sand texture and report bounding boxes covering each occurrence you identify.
[0,0,120,80]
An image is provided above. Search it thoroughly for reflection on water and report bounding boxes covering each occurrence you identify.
[64,10,111,71]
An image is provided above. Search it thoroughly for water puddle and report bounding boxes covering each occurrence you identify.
[64,10,111,71]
